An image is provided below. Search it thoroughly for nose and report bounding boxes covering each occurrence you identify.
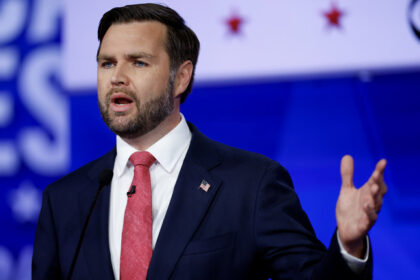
[111,64,129,86]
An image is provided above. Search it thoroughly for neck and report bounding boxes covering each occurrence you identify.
[122,108,181,151]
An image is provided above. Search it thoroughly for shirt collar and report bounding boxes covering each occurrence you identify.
[114,114,192,177]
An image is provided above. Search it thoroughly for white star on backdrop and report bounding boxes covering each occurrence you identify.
[9,181,41,223]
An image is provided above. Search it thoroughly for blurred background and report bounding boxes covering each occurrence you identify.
[1,0,419,278]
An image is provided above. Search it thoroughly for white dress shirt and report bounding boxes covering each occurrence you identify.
[337,232,369,273]
[109,114,191,280]
[108,114,366,279]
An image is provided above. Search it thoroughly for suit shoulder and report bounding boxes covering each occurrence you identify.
[207,136,288,174]
[189,122,285,171]
[198,135,295,194]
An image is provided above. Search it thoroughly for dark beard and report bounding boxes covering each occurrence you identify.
[98,75,175,139]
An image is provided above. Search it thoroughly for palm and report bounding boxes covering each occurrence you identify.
[335,155,387,256]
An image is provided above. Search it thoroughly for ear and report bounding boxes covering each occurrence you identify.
[173,60,193,99]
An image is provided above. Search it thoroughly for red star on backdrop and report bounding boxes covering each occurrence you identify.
[323,3,345,28]
[225,11,245,34]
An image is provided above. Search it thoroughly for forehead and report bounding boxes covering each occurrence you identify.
[99,21,168,55]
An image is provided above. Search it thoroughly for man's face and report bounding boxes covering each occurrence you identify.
[97,21,175,139]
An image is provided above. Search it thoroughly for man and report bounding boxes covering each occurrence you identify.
[32,3,387,280]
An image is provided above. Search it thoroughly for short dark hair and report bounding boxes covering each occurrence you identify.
[98,3,200,103]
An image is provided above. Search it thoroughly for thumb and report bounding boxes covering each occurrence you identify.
[340,155,354,189]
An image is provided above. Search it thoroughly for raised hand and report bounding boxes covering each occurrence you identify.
[336,155,387,258]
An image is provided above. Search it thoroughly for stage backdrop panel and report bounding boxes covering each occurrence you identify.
[64,0,420,90]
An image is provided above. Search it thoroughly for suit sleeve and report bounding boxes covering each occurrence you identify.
[254,162,372,280]
[32,188,62,280]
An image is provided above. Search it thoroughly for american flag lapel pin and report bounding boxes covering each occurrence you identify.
[199,179,211,192]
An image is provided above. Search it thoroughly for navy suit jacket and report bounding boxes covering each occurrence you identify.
[33,123,372,279]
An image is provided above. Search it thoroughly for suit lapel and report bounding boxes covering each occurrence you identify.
[147,124,223,280]
[78,149,116,279]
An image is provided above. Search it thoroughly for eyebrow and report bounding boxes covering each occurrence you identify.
[126,52,154,60]
[97,52,155,62]
[96,54,113,62]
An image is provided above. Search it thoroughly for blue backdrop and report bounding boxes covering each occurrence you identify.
[71,72,420,279]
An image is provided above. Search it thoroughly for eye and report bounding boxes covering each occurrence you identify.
[101,61,114,68]
[135,60,147,67]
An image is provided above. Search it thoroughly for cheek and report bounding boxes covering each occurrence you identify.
[97,72,106,87]
[97,81,108,103]
[143,69,171,92]
[97,72,109,89]
[97,68,112,86]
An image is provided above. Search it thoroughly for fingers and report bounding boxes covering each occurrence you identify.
[366,161,388,214]
[371,159,386,182]
[376,159,387,175]
[340,155,354,189]
[360,182,384,231]
[369,158,388,197]
[363,200,378,225]
[369,183,384,213]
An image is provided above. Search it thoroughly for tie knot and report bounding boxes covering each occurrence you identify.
[129,151,156,168]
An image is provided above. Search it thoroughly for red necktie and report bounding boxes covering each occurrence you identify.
[120,151,156,280]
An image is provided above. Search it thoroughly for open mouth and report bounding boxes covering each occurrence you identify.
[114,97,133,105]
[111,94,134,105]
[109,93,135,112]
